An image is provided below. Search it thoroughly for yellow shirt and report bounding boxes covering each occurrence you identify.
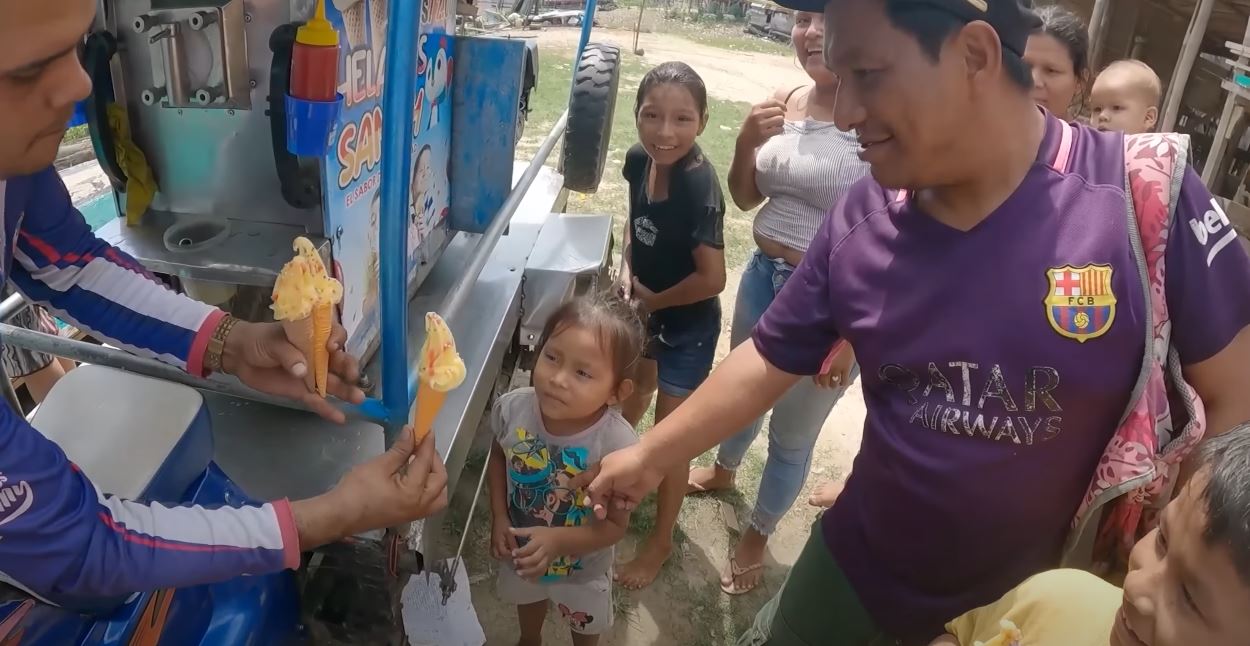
[945,569,1121,646]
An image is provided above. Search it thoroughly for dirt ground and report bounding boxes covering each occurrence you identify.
[458,27,866,646]
[533,27,810,103]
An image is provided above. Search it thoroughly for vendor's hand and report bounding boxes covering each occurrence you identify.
[631,278,661,313]
[293,427,448,550]
[569,444,664,520]
[814,343,854,390]
[738,97,786,150]
[221,320,365,423]
[491,515,519,561]
[509,526,565,581]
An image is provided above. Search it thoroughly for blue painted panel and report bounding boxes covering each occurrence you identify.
[449,37,525,234]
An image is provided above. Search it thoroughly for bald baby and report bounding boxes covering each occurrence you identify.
[1090,59,1162,135]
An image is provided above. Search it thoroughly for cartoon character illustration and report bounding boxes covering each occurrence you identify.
[557,604,594,631]
[409,144,433,255]
[504,427,591,578]
[419,37,451,129]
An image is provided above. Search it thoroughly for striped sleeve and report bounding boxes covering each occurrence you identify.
[6,168,223,376]
[0,406,299,611]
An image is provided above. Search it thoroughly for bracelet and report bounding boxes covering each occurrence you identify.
[205,314,240,375]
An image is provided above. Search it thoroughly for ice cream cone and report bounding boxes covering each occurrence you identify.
[281,303,333,396]
[369,0,388,59]
[409,312,466,446]
[337,1,367,49]
[282,316,319,394]
[272,237,343,398]
[410,381,447,445]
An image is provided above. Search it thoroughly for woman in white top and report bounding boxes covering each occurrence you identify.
[685,10,870,595]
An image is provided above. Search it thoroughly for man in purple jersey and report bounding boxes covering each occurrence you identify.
[0,0,448,609]
[575,0,1250,644]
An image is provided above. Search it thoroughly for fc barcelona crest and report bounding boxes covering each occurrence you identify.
[1045,264,1117,343]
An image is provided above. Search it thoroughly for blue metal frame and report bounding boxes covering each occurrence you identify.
[358,0,600,437]
[369,0,425,432]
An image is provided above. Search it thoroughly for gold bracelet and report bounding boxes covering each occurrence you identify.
[205,314,239,375]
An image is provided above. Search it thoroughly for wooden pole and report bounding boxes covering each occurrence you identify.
[1088,0,1114,70]
[1202,18,1250,188]
[633,0,646,55]
[1161,0,1217,132]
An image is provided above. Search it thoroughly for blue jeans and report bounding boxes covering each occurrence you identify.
[717,250,858,535]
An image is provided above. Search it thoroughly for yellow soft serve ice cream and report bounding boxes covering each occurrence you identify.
[410,312,465,444]
[271,237,343,396]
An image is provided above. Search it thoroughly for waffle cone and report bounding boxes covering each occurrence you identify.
[282,303,333,396]
[341,3,366,49]
[369,0,388,55]
[410,381,447,445]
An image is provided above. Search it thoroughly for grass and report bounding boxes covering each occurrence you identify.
[62,125,89,144]
[597,6,793,56]
[521,45,756,271]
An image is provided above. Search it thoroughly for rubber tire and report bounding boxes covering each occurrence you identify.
[561,43,620,194]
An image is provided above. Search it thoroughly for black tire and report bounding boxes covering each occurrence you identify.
[561,43,620,193]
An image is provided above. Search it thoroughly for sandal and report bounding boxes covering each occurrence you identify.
[720,556,764,596]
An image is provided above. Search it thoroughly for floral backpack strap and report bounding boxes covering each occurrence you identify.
[1061,132,1207,572]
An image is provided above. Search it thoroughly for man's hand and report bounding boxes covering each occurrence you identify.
[221,320,365,423]
[569,444,664,520]
[814,343,854,389]
[509,526,566,581]
[491,515,519,561]
[292,427,449,550]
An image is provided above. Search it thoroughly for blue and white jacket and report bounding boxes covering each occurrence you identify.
[0,168,298,610]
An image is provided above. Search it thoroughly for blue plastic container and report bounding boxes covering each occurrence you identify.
[285,93,344,156]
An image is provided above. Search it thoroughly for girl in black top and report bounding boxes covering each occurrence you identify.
[616,61,727,590]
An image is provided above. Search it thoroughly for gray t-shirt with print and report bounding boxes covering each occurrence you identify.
[492,387,638,583]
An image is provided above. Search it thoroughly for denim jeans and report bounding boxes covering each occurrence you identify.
[717,250,858,535]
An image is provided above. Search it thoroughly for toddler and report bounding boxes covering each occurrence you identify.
[488,294,644,646]
[1089,59,1161,135]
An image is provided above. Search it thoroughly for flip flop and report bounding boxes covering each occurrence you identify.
[720,556,764,596]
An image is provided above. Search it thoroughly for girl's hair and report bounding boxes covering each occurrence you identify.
[1033,4,1090,79]
[634,61,709,119]
[540,292,644,385]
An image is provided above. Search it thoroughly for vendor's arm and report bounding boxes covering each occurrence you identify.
[1164,170,1250,450]
[5,169,363,421]
[5,168,222,376]
[0,412,445,609]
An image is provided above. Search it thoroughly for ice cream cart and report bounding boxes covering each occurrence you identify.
[0,0,621,642]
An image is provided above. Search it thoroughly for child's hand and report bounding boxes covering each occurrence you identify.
[814,342,855,389]
[631,278,661,312]
[509,526,566,581]
[491,516,519,560]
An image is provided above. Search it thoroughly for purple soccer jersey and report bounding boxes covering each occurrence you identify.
[752,116,1250,641]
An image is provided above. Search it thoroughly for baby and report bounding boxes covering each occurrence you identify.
[1089,59,1162,135]
[932,422,1250,646]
